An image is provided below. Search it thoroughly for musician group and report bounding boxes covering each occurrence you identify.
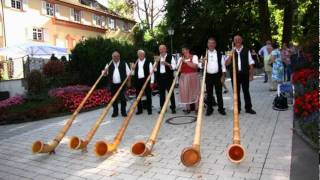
[103,35,256,118]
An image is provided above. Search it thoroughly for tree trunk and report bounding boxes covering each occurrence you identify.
[282,0,294,44]
[258,0,272,42]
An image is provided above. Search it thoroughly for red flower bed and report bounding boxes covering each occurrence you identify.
[292,68,318,87]
[50,86,112,112]
[294,90,319,117]
[293,68,319,117]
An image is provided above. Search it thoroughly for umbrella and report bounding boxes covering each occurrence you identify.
[0,41,68,59]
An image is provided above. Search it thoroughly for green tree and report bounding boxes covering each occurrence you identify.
[108,0,134,19]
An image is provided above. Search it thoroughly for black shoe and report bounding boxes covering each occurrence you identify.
[206,109,213,116]
[223,90,229,94]
[136,111,142,115]
[263,80,267,83]
[148,111,152,115]
[112,112,118,117]
[218,109,226,115]
[246,109,256,114]
[121,112,127,117]
[171,109,176,114]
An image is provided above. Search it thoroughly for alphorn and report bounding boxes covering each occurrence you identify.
[32,64,110,154]
[226,49,246,163]
[69,60,138,151]
[131,60,182,156]
[94,57,159,157]
[180,51,208,167]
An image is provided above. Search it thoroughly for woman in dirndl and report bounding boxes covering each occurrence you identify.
[177,46,200,113]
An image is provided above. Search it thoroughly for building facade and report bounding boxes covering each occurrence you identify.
[0,0,136,51]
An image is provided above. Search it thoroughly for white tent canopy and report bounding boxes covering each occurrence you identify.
[0,41,68,59]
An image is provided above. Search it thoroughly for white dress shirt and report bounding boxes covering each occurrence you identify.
[132,58,154,83]
[105,60,131,84]
[258,45,269,58]
[206,49,226,74]
[177,55,199,67]
[235,46,255,71]
[159,53,177,73]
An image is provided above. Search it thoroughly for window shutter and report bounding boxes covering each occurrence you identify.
[92,14,97,26]
[101,16,106,27]
[4,0,11,7]
[55,4,60,18]
[80,11,84,23]
[70,8,74,21]
[22,0,28,11]
[41,1,47,15]
[25,27,33,40]
[43,29,49,42]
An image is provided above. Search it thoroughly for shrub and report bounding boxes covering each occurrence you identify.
[43,60,65,77]
[27,70,46,95]
[70,36,154,87]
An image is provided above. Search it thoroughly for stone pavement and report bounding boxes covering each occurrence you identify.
[0,76,293,180]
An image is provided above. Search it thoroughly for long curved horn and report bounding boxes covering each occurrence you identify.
[32,63,110,154]
[226,49,246,163]
[94,57,160,157]
[180,50,208,167]
[131,61,183,156]
[69,60,138,152]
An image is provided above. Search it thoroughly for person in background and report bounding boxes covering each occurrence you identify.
[259,40,272,83]
[102,51,131,117]
[131,50,154,115]
[281,42,290,81]
[270,42,284,91]
[263,45,273,90]
[177,45,200,114]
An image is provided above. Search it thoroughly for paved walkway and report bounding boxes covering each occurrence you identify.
[0,76,293,180]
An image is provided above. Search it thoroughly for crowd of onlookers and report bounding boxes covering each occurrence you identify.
[258,40,299,91]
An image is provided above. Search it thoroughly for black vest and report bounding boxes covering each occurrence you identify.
[206,50,223,75]
[230,47,250,74]
[107,61,127,83]
[156,54,174,78]
[134,59,150,80]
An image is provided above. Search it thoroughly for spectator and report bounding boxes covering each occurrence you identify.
[270,42,284,91]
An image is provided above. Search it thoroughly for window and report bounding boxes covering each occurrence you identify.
[11,0,22,10]
[32,28,43,41]
[108,18,115,29]
[124,22,129,32]
[46,2,54,16]
[94,15,103,26]
[74,9,81,22]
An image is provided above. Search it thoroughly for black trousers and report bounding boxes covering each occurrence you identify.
[110,83,126,114]
[231,72,252,111]
[135,78,152,113]
[206,73,224,110]
[158,73,176,110]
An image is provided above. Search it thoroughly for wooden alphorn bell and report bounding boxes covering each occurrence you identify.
[131,60,183,156]
[226,49,246,163]
[94,57,159,157]
[180,50,208,167]
[32,64,110,154]
[69,60,138,152]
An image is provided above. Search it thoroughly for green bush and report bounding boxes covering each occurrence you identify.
[70,36,154,86]
[27,70,45,96]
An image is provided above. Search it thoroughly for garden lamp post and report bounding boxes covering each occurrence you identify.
[168,27,174,55]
